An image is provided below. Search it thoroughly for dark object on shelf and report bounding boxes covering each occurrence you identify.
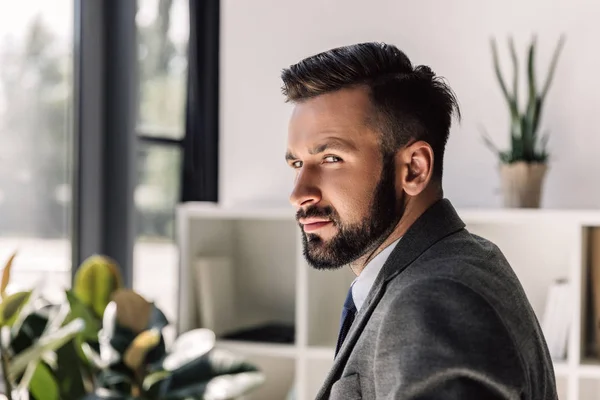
[221,322,295,344]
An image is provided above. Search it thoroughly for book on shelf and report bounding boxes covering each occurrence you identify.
[193,256,295,344]
[590,229,600,358]
[540,278,571,361]
[193,256,237,336]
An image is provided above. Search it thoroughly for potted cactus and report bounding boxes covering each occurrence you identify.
[481,34,565,208]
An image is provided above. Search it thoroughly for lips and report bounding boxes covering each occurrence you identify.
[299,218,333,232]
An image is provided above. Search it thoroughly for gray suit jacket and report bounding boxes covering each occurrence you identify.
[316,198,558,400]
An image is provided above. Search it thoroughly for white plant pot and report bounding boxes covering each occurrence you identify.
[499,161,548,208]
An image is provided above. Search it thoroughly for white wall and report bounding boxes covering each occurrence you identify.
[220,0,600,209]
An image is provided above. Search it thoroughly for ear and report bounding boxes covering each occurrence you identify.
[395,140,435,196]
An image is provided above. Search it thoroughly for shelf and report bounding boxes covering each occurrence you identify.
[178,201,294,220]
[231,353,295,400]
[306,346,335,360]
[177,202,600,400]
[458,208,600,226]
[178,217,297,339]
[578,377,600,400]
[216,340,298,358]
[578,360,600,378]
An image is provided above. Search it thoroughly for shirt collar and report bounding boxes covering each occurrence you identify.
[351,237,401,311]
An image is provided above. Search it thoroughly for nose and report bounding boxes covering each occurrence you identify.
[289,168,322,208]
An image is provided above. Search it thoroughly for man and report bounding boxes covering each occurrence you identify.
[281,42,557,399]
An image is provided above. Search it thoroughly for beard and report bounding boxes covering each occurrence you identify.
[296,155,403,270]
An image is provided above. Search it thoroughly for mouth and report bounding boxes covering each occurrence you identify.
[300,218,333,233]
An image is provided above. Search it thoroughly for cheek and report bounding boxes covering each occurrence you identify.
[325,171,378,224]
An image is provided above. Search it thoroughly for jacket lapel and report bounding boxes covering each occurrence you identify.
[315,198,466,399]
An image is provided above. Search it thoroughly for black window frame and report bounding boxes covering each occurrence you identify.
[73,0,219,288]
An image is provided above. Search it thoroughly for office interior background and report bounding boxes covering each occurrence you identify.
[3,0,600,399]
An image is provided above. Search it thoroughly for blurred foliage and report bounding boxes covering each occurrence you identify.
[0,252,265,400]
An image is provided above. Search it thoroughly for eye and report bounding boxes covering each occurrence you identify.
[291,160,303,169]
[323,155,342,163]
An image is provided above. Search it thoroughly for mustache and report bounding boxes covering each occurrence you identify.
[296,205,337,222]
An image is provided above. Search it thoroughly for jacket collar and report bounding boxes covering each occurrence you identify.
[315,198,466,399]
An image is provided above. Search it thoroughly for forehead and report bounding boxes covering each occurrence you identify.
[287,86,377,148]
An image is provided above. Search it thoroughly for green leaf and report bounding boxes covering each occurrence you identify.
[142,369,171,395]
[81,389,133,400]
[541,34,565,99]
[207,348,260,376]
[508,36,519,113]
[1,251,17,300]
[511,134,523,162]
[203,371,265,400]
[490,37,518,119]
[0,291,32,326]
[29,362,59,400]
[10,312,49,355]
[66,290,100,341]
[54,339,88,399]
[123,329,162,370]
[162,329,215,372]
[9,318,85,380]
[478,125,502,157]
[163,348,260,394]
[110,289,152,333]
[527,35,537,107]
[164,372,265,400]
[10,283,45,334]
[96,369,134,396]
[73,255,123,318]
[148,305,169,331]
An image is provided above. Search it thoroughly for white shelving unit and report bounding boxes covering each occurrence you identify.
[176,202,600,400]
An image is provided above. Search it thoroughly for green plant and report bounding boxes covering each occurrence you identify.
[80,289,265,400]
[0,251,90,400]
[481,34,565,164]
[0,252,265,400]
[73,255,123,319]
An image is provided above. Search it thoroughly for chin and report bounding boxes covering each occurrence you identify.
[305,256,346,271]
[303,238,348,271]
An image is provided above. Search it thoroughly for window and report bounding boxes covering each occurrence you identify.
[0,1,74,294]
[133,0,189,322]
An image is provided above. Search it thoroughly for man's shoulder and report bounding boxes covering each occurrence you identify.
[374,228,541,362]
[377,228,529,332]
[386,228,513,294]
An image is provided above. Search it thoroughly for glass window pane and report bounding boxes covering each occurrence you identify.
[134,143,182,322]
[0,1,73,294]
[136,0,189,139]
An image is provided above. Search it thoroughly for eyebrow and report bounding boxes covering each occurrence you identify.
[285,137,358,161]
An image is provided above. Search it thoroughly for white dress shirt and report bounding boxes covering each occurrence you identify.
[351,238,401,312]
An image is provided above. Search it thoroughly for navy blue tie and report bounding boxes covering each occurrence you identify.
[335,286,357,357]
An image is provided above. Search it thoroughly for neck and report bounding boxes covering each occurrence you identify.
[349,189,442,276]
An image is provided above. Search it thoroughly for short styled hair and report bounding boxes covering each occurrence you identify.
[280,42,460,181]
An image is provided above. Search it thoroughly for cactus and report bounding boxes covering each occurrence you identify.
[73,255,124,318]
[482,34,565,164]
